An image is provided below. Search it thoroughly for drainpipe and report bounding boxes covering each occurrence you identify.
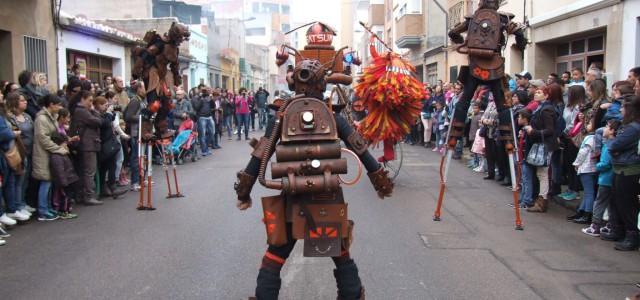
[51,0,62,88]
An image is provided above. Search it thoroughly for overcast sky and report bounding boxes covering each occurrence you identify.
[290,0,341,29]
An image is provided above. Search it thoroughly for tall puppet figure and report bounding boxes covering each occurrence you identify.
[132,22,190,140]
[234,22,393,300]
[434,0,528,224]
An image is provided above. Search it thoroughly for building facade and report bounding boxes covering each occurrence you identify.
[0,0,58,88]
[187,25,209,89]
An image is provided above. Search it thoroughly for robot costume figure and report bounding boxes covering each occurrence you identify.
[132,22,190,140]
[131,22,190,210]
[434,0,528,227]
[234,22,394,300]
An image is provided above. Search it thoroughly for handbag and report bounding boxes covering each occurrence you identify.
[526,132,548,167]
[100,137,121,162]
[4,140,24,174]
[478,126,487,138]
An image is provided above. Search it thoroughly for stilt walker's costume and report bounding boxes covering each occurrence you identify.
[131,22,190,210]
[433,0,528,227]
[234,22,394,300]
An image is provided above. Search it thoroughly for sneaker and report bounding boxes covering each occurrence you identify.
[508,203,532,209]
[561,191,578,201]
[131,183,142,191]
[7,210,29,221]
[0,214,17,226]
[19,209,32,217]
[432,147,438,152]
[600,223,612,235]
[143,180,155,186]
[582,224,600,237]
[24,205,36,213]
[37,213,59,221]
[59,212,78,220]
[0,239,5,246]
[0,226,10,238]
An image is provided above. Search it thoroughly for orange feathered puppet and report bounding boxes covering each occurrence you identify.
[354,37,427,162]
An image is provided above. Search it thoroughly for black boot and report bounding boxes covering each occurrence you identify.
[255,268,281,300]
[567,210,584,222]
[108,184,128,199]
[572,212,592,224]
[334,260,363,300]
[601,227,625,242]
[614,231,640,251]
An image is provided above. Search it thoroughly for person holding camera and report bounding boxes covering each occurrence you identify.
[235,88,251,141]
[69,91,104,206]
[192,86,215,156]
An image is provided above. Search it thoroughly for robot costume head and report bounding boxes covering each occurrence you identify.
[287,59,327,100]
[478,0,500,10]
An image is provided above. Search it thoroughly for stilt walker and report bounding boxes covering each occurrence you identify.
[131,22,190,210]
[433,0,528,228]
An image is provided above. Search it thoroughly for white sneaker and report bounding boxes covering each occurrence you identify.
[131,184,141,191]
[0,214,17,226]
[0,239,6,246]
[7,211,29,221]
[24,205,36,213]
[20,209,32,217]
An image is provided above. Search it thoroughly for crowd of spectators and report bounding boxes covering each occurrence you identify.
[405,66,640,251]
[0,66,271,246]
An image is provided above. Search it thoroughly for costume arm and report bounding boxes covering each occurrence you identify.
[448,18,469,44]
[235,117,277,203]
[507,21,528,51]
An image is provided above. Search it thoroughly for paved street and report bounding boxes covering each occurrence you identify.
[1,130,639,300]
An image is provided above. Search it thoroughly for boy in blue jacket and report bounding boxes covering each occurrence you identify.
[582,120,620,236]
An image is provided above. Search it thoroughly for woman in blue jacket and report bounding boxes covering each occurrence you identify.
[601,95,640,251]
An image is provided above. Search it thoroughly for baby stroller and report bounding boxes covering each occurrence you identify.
[171,115,199,164]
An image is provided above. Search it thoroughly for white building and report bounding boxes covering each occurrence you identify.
[56,11,140,88]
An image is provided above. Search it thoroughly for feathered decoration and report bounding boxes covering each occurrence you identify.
[354,36,426,161]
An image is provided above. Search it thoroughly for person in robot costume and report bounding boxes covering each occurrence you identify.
[234,54,394,299]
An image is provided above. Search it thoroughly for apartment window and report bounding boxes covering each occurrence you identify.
[395,0,422,20]
[215,74,220,88]
[23,36,48,73]
[282,24,290,32]
[555,34,605,74]
[252,2,260,13]
[426,63,438,86]
[246,27,266,36]
[281,5,290,14]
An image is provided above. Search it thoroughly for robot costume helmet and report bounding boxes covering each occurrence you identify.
[478,0,500,10]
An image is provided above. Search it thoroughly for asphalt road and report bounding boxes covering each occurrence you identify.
[1,130,639,299]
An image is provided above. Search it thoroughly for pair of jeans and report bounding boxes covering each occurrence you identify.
[130,138,139,185]
[236,113,250,139]
[198,116,215,153]
[224,115,233,137]
[578,173,598,213]
[519,162,535,205]
[17,157,31,210]
[37,180,52,216]
[2,168,21,213]
[592,185,612,225]
[258,108,267,129]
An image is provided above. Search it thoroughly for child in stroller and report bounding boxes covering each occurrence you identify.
[171,112,199,164]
